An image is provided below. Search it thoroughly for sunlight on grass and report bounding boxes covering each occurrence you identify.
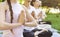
[45,13,60,32]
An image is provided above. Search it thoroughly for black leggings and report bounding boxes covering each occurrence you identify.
[23,29,34,37]
[23,29,52,37]
[38,21,52,25]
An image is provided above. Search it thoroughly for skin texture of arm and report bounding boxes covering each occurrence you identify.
[20,5,37,27]
[0,21,21,30]
[18,10,25,25]
[31,11,37,20]
[0,2,22,30]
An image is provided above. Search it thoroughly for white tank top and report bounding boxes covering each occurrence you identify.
[34,8,46,21]
[23,5,36,31]
[3,3,24,37]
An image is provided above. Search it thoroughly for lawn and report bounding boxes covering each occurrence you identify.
[44,13,60,33]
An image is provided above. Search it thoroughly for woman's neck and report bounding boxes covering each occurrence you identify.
[34,6,39,9]
[24,2,30,8]
[10,0,17,4]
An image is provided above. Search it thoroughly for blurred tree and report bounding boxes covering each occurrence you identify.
[19,0,24,4]
[19,0,22,4]
[40,0,60,7]
[2,0,5,2]
[0,0,2,2]
[0,0,5,2]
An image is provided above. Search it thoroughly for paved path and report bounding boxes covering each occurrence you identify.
[0,34,2,37]
[52,32,60,37]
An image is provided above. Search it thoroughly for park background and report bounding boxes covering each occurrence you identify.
[0,0,60,34]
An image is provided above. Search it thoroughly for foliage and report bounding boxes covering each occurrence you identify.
[0,0,1,2]
[44,13,60,33]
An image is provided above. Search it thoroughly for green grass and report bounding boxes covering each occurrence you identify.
[44,13,60,33]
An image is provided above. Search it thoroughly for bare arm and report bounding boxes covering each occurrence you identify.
[22,6,37,27]
[0,2,21,30]
[38,11,47,20]
[18,10,25,25]
[38,12,42,19]
[31,11,37,19]
[25,21,37,27]
[0,21,21,30]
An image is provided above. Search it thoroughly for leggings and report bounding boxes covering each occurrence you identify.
[23,28,52,37]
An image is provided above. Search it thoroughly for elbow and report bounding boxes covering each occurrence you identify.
[33,22,37,27]
[34,20,38,26]
[31,21,37,27]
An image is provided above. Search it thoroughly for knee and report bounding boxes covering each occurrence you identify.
[38,30,52,37]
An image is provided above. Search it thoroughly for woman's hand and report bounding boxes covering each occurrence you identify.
[11,23,22,27]
[0,21,22,30]
[18,10,25,25]
[34,29,48,36]
[21,5,38,27]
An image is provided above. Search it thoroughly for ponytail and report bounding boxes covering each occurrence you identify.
[31,0,36,6]
[7,0,13,23]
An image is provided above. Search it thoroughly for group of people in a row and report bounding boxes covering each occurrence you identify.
[0,0,52,37]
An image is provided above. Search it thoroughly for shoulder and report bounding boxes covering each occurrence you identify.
[0,2,6,7]
[30,5,36,12]
[18,4,25,11]
[0,2,4,7]
[17,3,22,7]
[0,2,8,10]
[17,3,24,9]
[0,2,6,21]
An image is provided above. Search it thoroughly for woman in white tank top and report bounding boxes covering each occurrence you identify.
[23,0,48,37]
[23,0,37,31]
[1,0,24,37]
[0,0,37,37]
[31,0,46,21]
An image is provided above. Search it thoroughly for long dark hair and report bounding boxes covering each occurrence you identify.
[7,0,13,23]
[31,0,36,6]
